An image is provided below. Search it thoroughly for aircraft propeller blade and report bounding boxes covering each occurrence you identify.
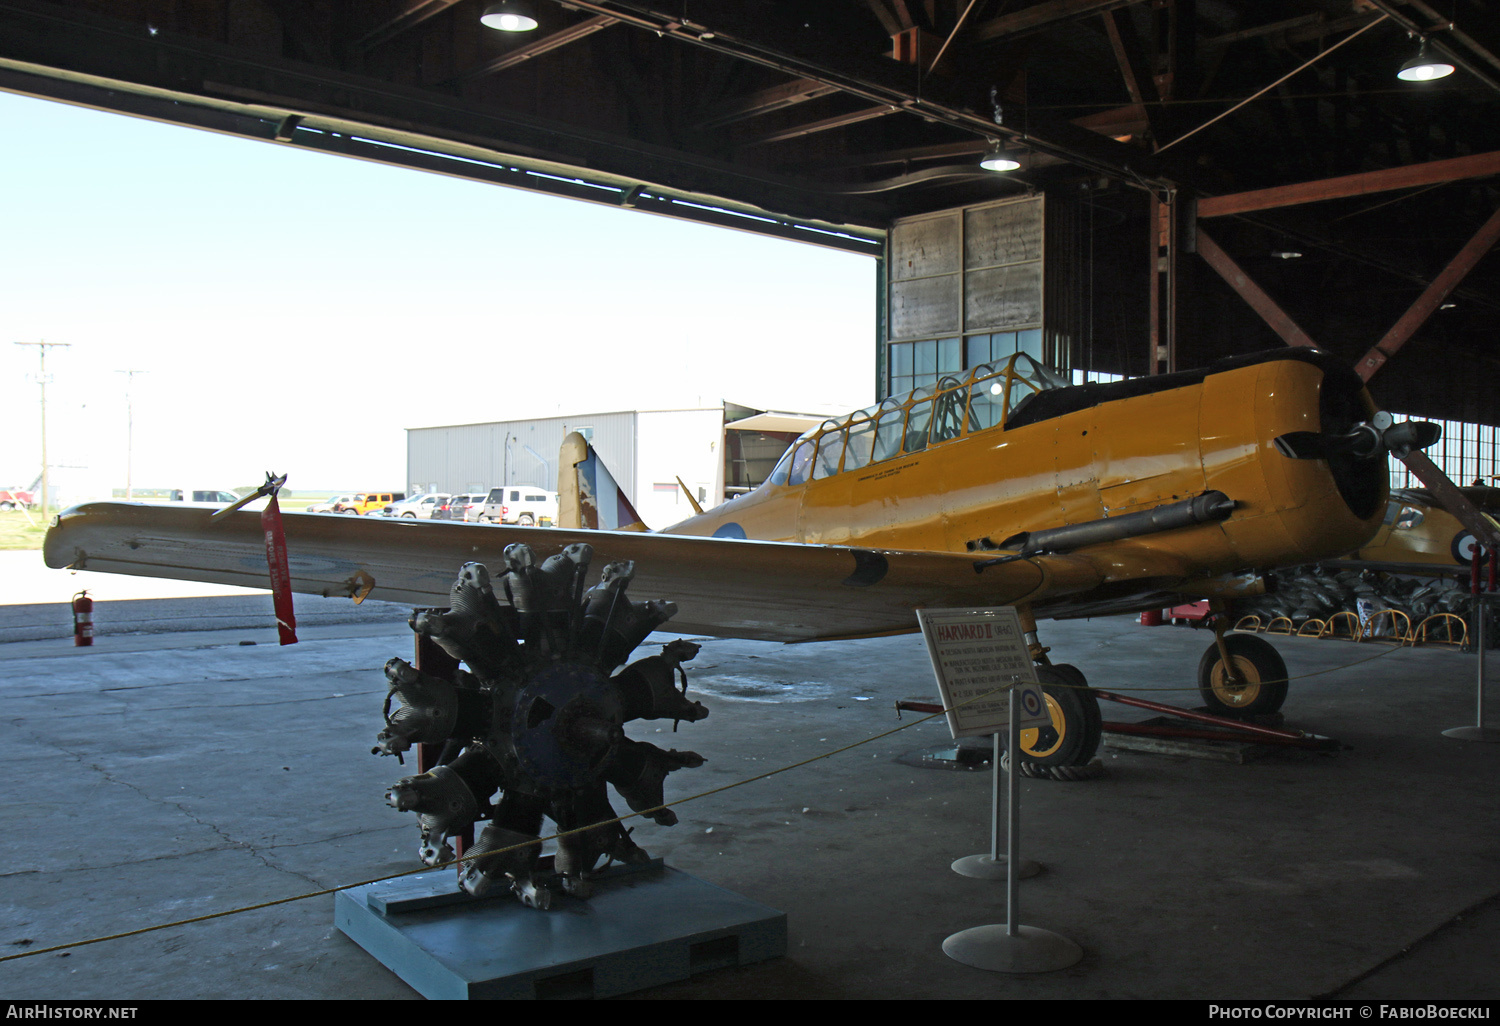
[1273,413,1440,462]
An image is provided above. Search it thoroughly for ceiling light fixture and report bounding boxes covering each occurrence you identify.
[1397,38,1454,81]
[980,141,1021,173]
[480,2,539,32]
[981,86,1022,173]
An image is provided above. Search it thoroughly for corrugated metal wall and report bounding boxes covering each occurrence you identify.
[407,411,638,498]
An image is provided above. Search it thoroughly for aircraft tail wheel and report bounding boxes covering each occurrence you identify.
[1197,633,1289,717]
[1014,663,1102,768]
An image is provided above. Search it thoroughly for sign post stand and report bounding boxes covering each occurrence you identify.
[1445,550,1499,743]
[917,608,1083,973]
[950,730,1041,880]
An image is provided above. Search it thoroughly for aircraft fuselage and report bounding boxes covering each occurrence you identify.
[666,349,1389,601]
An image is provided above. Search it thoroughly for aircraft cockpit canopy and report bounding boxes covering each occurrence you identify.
[766,353,1070,489]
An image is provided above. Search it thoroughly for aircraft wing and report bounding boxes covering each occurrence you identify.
[43,502,1107,643]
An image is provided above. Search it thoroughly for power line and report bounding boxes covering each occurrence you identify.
[14,340,70,522]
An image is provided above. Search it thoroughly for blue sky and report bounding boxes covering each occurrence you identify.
[0,89,875,495]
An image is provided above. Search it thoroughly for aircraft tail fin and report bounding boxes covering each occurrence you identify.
[558,432,650,532]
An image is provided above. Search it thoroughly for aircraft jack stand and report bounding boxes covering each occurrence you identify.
[1095,689,1340,759]
[336,858,786,999]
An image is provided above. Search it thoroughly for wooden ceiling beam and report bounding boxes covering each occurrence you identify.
[1199,149,1500,218]
[1195,229,1320,348]
[862,0,905,35]
[354,0,464,52]
[457,15,618,81]
[972,0,1141,43]
[1356,204,1500,381]
[741,104,900,147]
[693,77,842,131]
[1101,7,1162,142]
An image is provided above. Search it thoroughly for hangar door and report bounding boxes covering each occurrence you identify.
[884,194,1081,399]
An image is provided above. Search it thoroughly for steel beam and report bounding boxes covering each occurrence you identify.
[1355,204,1500,382]
[1199,150,1500,219]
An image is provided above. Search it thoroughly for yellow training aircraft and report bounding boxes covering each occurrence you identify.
[42,348,1438,768]
[1346,486,1500,574]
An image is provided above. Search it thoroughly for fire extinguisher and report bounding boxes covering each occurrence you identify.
[72,590,94,647]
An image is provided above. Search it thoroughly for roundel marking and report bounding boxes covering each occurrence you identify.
[1452,531,1490,565]
[1021,688,1044,719]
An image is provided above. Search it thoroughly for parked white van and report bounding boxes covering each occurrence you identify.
[481,487,557,526]
[168,488,242,503]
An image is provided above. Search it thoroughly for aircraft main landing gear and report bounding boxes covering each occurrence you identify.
[1019,664,1103,768]
[1198,632,1289,718]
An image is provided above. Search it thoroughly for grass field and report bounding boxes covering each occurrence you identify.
[0,510,47,550]
[0,495,329,551]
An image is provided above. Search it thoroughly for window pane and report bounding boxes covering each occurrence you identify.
[938,337,962,374]
[966,334,991,368]
[787,439,816,486]
[968,374,1006,431]
[873,410,905,463]
[929,383,968,443]
[1018,328,1043,361]
[914,339,938,375]
[843,419,875,472]
[904,400,933,454]
[890,342,913,377]
[812,431,845,479]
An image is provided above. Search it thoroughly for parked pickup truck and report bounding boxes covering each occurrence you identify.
[0,488,36,511]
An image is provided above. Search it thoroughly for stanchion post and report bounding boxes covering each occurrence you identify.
[1444,551,1500,742]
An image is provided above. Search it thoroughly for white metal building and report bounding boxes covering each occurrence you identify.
[406,405,816,531]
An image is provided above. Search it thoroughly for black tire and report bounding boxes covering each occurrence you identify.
[1014,664,1102,768]
[402,512,417,518]
[1197,634,1288,717]
[518,513,535,526]
[0,501,13,512]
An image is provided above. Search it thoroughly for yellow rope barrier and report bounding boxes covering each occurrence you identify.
[0,638,1422,965]
[0,681,1002,965]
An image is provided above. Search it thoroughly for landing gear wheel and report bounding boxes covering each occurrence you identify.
[1015,664,1101,768]
[1198,634,1288,717]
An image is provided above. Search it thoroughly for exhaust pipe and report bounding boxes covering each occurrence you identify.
[989,491,1236,558]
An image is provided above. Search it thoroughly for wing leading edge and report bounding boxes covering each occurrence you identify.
[43,502,1106,643]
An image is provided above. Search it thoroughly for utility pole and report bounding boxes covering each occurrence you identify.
[114,369,147,498]
[15,340,69,522]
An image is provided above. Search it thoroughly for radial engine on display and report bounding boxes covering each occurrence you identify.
[374,543,708,908]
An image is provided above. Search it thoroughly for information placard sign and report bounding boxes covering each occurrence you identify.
[915,607,1051,739]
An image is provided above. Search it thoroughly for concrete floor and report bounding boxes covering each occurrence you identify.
[2,573,1498,1000]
